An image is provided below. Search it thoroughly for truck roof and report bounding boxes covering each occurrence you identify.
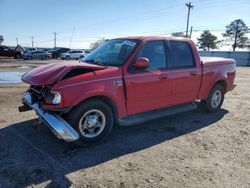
[115,36,192,42]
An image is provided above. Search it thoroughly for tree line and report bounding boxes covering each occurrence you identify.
[172,19,249,51]
[90,19,249,52]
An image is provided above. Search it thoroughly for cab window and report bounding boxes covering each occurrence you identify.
[136,40,167,70]
[169,41,195,68]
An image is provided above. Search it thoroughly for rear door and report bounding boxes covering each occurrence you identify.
[124,40,172,115]
[32,51,40,59]
[74,51,83,58]
[70,51,77,58]
[168,40,202,105]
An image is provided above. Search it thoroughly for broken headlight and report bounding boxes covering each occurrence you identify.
[42,87,62,105]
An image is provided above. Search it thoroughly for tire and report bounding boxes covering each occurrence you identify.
[52,54,58,59]
[65,99,114,146]
[65,56,70,60]
[28,56,32,60]
[201,84,225,113]
[15,54,21,59]
[79,55,84,59]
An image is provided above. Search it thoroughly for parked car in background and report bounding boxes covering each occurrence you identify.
[0,45,22,59]
[24,47,37,53]
[23,50,51,60]
[84,50,91,57]
[60,50,85,60]
[41,48,51,52]
[49,47,70,59]
[19,36,236,146]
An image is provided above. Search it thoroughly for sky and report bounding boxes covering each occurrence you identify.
[0,0,250,50]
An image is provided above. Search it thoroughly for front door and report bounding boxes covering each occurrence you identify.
[124,40,171,115]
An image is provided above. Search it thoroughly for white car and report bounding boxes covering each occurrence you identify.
[60,50,85,60]
[24,47,37,53]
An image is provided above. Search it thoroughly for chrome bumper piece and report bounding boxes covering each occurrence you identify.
[21,93,79,142]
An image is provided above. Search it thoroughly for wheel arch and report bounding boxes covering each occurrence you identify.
[204,79,227,100]
[214,79,227,91]
[199,72,228,100]
[72,95,119,120]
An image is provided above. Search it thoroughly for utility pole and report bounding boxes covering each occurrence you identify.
[185,2,194,38]
[53,32,57,48]
[189,26,193,39]
[31,36,34,47]
[69,27,75,48]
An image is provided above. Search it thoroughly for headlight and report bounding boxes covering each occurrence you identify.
[42,87,62,105]
[52,92,62,104]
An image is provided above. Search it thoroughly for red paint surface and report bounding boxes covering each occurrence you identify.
[22,36,236,119]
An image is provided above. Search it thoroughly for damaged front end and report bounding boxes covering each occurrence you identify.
[18,62,105,142]
[19,93,79,142]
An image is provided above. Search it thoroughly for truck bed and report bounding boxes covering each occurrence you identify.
[201,57,235,66]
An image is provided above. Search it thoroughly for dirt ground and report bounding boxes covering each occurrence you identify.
[0,58,250,188]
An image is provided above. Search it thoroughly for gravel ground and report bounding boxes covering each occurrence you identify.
[0,59,249,187]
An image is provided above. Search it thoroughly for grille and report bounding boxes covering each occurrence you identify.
[30,86,43,101]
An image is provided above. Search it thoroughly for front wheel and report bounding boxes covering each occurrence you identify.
[65,99,114,146]
[201,84,225,112]
[52,54,58,59]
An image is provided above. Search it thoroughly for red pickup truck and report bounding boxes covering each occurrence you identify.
[19,36,236,146]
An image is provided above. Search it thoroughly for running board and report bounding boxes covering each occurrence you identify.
[118,102,197,126]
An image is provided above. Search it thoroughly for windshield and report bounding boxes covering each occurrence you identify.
[81,39,139,66]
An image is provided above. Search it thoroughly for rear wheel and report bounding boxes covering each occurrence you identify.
[201,84,225,112]
[65,56,70,60]
[65,99,114,146]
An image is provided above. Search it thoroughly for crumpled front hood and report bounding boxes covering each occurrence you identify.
[22,61,105,86]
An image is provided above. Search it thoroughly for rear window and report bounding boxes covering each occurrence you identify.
[169,41,195,68]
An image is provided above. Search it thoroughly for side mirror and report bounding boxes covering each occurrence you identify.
[134,57,149,70]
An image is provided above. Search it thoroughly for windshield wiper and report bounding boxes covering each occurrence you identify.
[84,59,106,67]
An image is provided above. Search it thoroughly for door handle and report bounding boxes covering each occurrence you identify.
[160,75,168,79]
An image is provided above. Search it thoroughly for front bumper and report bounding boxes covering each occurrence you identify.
[19,93,79,142]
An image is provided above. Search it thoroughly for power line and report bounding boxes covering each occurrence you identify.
[83,3,184,28]
[35,40,53,43]
[185,2,194,38]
